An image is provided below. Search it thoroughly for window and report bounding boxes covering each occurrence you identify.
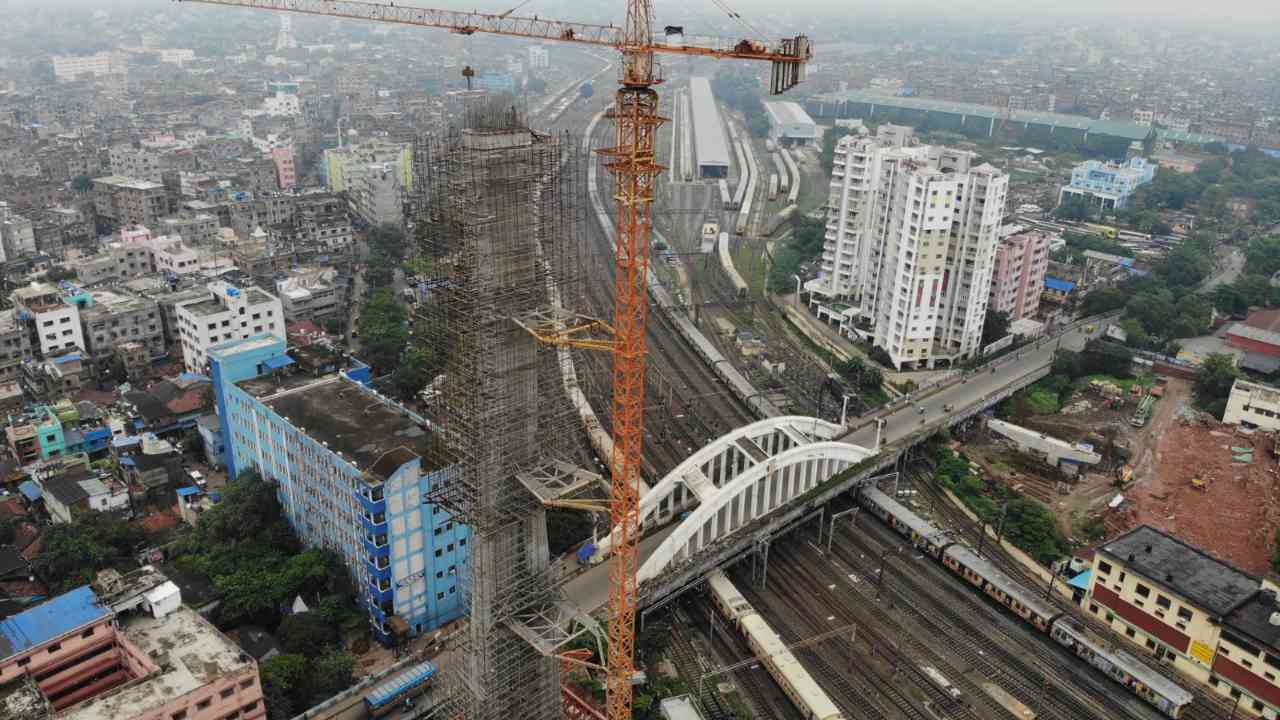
[447,543,454,552]
[1177,607,1193,622]
[81,628,94,639]
[242,702,259,712]
[435,549,442,557]
[238,678,254,690]
[1135,584,1150,598]
[1254,701,1264,712]
[48,643,61,653]
[437,592,445,600]
[436,571,444,579]
[197,699,212,710]
[1155,595,1171,609]
[1125,627,1136,638]
[17,657,29,667]
[172,712,188,720]
[1146,639,1156,650]
[220,687,235,699]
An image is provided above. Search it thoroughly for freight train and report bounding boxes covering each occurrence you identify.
[706,569,846,720]
[856,486,1194,718]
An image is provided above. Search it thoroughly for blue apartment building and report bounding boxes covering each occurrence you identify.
[209,334,468,643]
[1059,156,1156,210]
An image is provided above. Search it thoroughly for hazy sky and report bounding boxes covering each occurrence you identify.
[4,0,1278,28]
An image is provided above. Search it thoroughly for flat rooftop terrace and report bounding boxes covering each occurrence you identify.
[180,298,225,318]
[259,376,438,476]
[60,608,253,720]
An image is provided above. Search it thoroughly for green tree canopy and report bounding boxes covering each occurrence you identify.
[1193,352,1241,415]
[981,309,1011,347]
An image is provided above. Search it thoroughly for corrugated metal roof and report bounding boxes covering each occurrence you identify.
[264,355,296,370]
[0,586,112,661]
[810,90,1153,141]
[366,660,437,710]
[689,77,730,169]
[764,100,816,129]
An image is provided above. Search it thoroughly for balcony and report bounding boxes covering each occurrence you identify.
[360,510,387,534]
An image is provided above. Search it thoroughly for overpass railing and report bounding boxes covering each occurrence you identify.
[847,311,1121,433]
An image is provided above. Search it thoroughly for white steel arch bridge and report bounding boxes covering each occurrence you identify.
[587,416,876,582]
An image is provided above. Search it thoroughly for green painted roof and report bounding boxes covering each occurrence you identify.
[809,90,1153,141]
[1156,128,1227,145]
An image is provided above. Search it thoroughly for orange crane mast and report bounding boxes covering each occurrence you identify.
[176,2,809,718]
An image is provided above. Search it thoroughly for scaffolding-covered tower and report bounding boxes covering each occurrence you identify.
[413,101,594,720]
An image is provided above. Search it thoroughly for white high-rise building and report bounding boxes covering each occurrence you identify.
[808,128,1008,370]
[50,52,126,82]
[175,281,284,373]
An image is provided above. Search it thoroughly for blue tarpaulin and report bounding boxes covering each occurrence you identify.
[264,355,296,370]
[119,457,136,467]
[1067,569,1093,590]
[18,481,41,501]
[52,353,81,364]
[1045,277,1076,293]
[176,486,201,498]
[179,372,211,384]
[112,435,141,448]
[366,661,437,710]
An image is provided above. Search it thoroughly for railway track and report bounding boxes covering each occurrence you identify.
[900,464,1234,720]
[578,120,757,481]
[666,612,733,720]
[832,499,1163,720]
[684,597,806,720]
[735,550,983,720]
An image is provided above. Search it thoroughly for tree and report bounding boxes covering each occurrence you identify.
[34,514,143,592]
[277,612,340,657]
[1160,242,1211,289]
[1246,235,1280,277]
[310,652,357,702]
[358,289,411,374]
[0,516,17,545]
[981,309,1011,347]
[1116,318,1150,348]
[1055,195,1094,221]
[1193,353,1241,413]
[260,654,309,720]
[390,344,434,401]
[1079,287,1127,316]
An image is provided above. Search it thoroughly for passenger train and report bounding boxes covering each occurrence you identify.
[856,486,1194,718]
[706,569,846,720]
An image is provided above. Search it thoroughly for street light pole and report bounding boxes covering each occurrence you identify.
[793,274,802,303]
[841,394,851,426]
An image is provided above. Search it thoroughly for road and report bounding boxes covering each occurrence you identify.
[1201,244,1245,291]
[840,321,1106,448]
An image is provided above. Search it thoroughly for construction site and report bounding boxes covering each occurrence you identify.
[957,373,1280,576]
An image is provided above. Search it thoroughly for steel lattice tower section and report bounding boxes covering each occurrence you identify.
[414,102,587,720]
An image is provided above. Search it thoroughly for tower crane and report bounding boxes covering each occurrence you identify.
[175,1,810,718]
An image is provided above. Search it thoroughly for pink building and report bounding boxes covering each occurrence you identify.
[989,229,1050,321]
[272,146,296,190]
[0,572,265,720]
